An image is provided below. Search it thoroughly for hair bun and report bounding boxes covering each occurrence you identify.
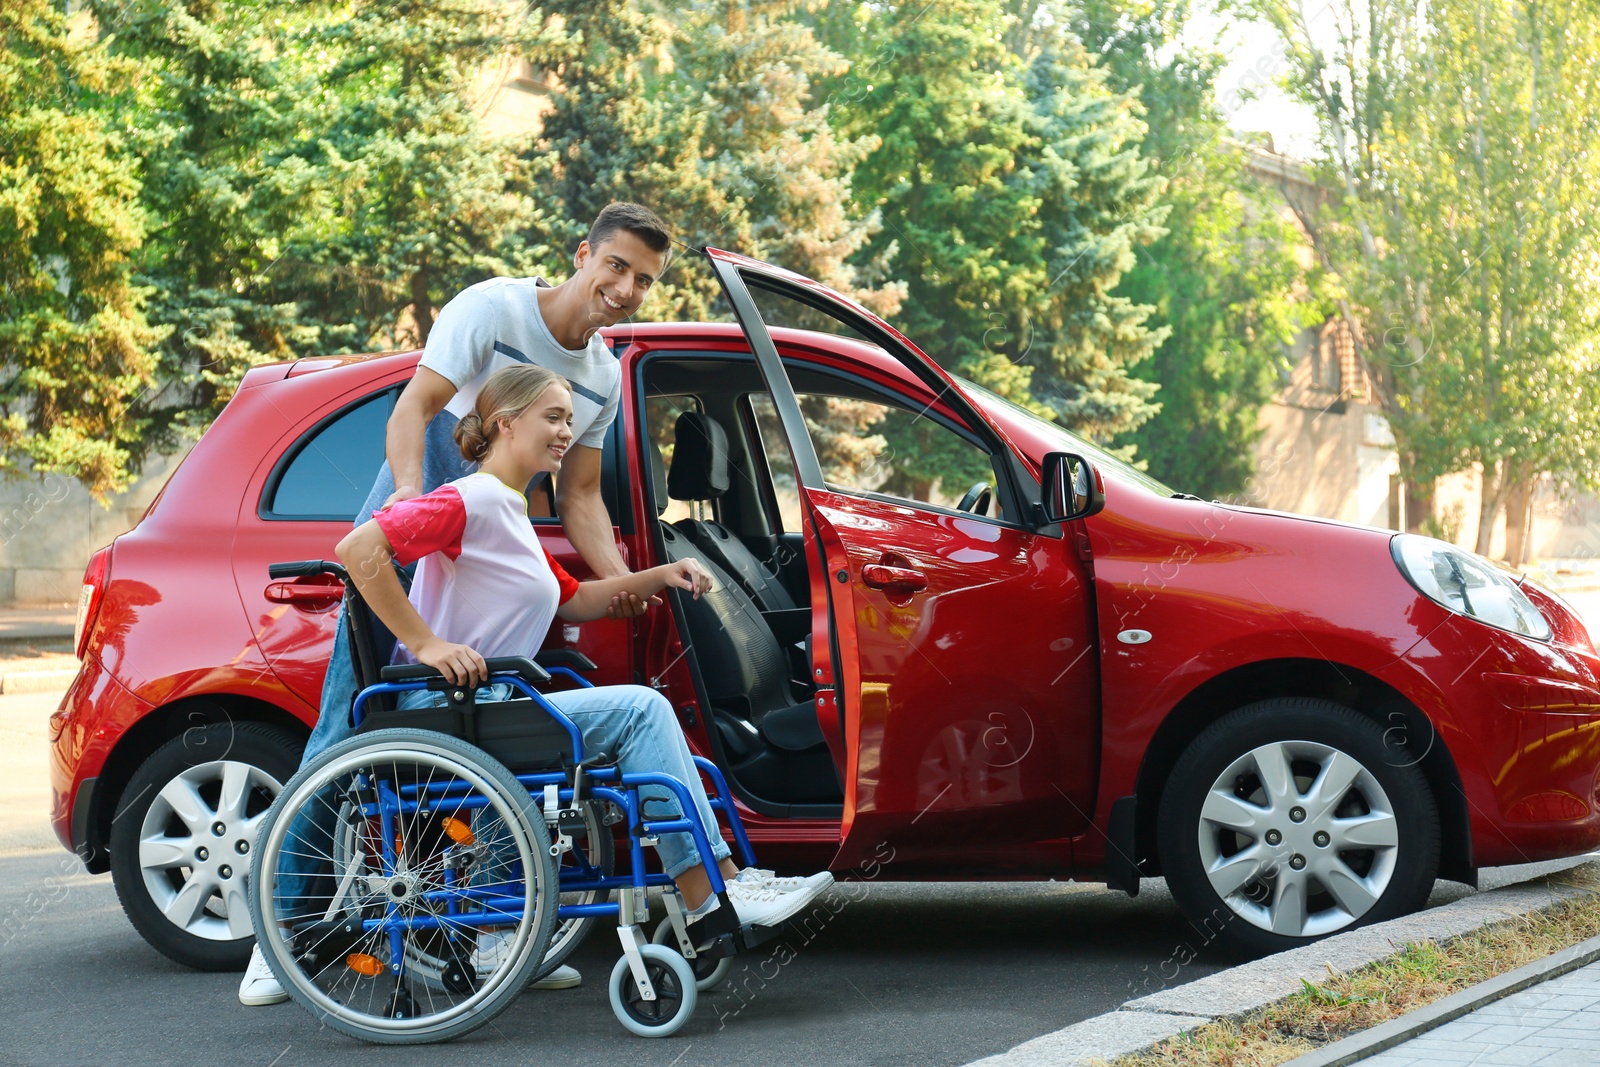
[453,411,491,462]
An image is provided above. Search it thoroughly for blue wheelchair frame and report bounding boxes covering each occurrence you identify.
[345,664,758,958]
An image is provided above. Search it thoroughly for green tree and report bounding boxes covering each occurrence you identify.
[1247,0,1600,557]
[91,0,326,451]
[1074,0,1327,498]
[0,0,162,495]
[538,0,897,320]
[280,0,562,349]
[810,0,1167,496]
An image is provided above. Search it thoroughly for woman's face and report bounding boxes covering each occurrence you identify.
[500,384,574,473]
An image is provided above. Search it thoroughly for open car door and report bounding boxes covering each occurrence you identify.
[707,249,1101,873]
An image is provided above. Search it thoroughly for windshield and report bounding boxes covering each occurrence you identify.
[959,377,1177,498]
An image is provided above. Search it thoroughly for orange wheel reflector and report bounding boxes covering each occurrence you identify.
[442,817,475,846]
[394,834,402,856]
[346,953,384,977]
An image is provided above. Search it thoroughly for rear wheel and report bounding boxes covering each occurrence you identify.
[109,721,301,970]
[1158,699,1439,956]
[249,728,557,1044]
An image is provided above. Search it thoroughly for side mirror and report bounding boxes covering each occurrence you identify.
[1040,452,1104,523]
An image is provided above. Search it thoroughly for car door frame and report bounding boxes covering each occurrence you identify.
[705,248,1088,870]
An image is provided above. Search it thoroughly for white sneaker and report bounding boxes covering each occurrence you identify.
[471,931,581,990]
[239,943,288,1006]
[723,878,825,929]
[735,867,834,894]
[471,929,514,975]
[530,963,582,990]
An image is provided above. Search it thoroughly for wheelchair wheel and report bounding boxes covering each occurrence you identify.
[539,799,616,980]
[651,915,732,990]
[248,728,557,1044]
[608,943,698,1038]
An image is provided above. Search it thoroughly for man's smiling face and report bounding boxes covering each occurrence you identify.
[572,229,666,327]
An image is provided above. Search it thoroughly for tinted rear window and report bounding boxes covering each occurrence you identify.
[265,389,396,520]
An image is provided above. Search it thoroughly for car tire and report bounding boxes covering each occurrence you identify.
[1158,698,1439,957]
[109,720,302,971]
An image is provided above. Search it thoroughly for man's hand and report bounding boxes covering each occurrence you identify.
[413,637,488,687]
[605,591,661,619]
[382,484,423,509]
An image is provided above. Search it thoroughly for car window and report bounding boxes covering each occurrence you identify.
[746,393,803,533]
[792,388,996,515]
[265,388,397,520]
[646,393,703,524]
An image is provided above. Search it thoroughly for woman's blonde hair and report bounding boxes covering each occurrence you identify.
[453,364,570,462]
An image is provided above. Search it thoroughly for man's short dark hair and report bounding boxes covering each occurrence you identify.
[587,202,672,256]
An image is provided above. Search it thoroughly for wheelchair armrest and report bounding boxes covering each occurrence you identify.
[760,607,810,646]
[379,656,552,686]
[269,559,349,583]
[534,649,598,672]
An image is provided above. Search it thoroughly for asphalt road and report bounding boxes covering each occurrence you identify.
[4,588,1597,1065]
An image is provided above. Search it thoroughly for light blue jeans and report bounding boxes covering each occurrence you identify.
[396,682,732,879]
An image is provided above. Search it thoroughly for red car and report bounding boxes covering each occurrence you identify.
[51,250,1600,969]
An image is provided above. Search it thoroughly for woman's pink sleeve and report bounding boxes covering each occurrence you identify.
[372,486,467,565]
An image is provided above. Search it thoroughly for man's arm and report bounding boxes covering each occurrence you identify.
[554,443,629,578]
[386,365,459,504]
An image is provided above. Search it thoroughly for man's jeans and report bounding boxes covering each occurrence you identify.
[272,609,364,918]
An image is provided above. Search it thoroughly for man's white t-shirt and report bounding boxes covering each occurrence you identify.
[423,276,620,449]
[354,276,622,522]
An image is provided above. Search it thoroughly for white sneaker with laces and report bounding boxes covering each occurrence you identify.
[735,867,834,894]
[238,943,288,1006]
[723,878,825,929]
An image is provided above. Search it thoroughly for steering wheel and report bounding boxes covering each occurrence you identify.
[955,481,993,515]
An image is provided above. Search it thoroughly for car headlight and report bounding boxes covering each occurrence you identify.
[1391,534,1551,640]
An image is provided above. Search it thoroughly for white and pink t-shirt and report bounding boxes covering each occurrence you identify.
[373,472,580,665]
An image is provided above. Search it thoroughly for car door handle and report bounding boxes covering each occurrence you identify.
[265,580,343,606]
[861,564,928,593]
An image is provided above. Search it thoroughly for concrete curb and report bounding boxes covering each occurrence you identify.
[0,668,77,694]
[963,863,1600,1067]
[1281,931,1600,1066]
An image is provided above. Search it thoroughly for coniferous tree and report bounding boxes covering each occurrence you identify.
[0,0,163,495]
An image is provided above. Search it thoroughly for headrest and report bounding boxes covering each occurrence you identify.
[667,411,730,502]
[650,440,669,516]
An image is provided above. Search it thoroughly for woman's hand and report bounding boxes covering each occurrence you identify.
[659,559,712,599]
[413,637,488,687]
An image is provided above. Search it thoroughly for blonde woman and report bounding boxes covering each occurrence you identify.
[241,365,830,1004]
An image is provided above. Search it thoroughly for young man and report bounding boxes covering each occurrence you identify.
[241,202,675,1006]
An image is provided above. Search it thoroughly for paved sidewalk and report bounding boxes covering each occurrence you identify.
[1357,960,1600,1066]
[0,606,75,641]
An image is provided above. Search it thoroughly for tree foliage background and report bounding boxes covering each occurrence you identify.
[1243,0,1600,560]
[5,0,1594,554]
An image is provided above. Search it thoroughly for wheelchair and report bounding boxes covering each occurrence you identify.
[246,559,777,1043]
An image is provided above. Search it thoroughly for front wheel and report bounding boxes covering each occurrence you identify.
[609,944,698,1038]
[1158,699,1439,957]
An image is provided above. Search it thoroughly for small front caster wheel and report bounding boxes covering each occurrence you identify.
[609,943,698,1037]
[651,915,733,990]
